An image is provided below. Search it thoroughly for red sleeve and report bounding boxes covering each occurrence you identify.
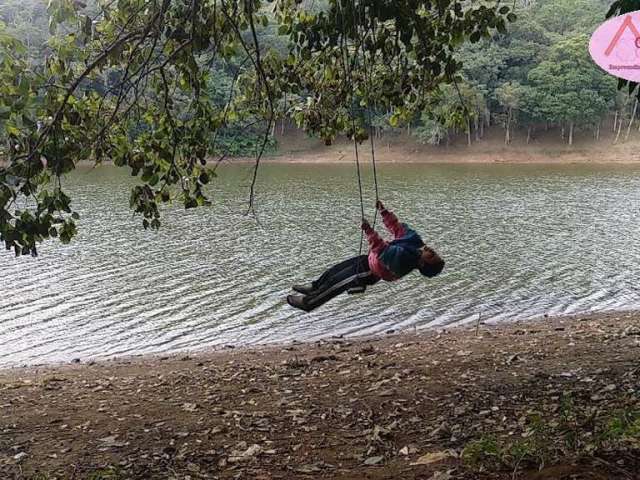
[381,208,406,239]
[362,223,387,254]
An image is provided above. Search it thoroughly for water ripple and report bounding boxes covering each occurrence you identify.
[2,164,640,366]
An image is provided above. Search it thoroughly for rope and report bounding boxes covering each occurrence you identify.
[338,1,382,268]
[337,0,366,257]
[353,0,383,258]
[345,0,384,294]
[353,120,366,256]
[358,0,380,229]
[367,108,380,228]
[353,133,366,222]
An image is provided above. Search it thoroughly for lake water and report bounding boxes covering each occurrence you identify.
[1,163,640,367]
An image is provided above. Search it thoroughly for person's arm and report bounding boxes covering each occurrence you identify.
[376,201,406,239]
[361,220,387,254]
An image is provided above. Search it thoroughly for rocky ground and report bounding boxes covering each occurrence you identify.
[1,312,639,480]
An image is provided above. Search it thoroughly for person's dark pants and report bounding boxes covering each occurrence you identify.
[302,255,380,311]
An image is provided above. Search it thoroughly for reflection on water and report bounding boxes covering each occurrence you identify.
[1,163,640,366]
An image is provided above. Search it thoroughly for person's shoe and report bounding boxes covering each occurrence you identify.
[287,294,312,312]
[292,283,315,295]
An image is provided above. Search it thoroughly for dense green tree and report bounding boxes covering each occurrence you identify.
[533,0,605,37]
[495,81,524,145]
[527,34,616,145]
[414,116,447,146]
[417,0,619,148]
[414,82,484,146]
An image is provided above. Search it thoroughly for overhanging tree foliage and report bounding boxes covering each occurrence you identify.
[0,0,513,257]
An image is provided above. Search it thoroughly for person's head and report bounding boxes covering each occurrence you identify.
[417,245,445,277]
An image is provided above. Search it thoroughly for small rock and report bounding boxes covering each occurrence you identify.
[182,402,198,412]
[411,450,455,465]
[310,355,338,363]
[98,435,128,448]
[294,464,322,474]
[243,444,262,457]
[364,455,384,465]
[13,452,27,462]
[429,470,454,480]
[506,353,519,365]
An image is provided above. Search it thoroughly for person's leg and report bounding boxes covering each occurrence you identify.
[293,256,361,294]
[311,257,361,290]
[292,255,378,312]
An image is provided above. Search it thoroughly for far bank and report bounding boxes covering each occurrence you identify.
[5,125,640,168]
[256,123,640,164]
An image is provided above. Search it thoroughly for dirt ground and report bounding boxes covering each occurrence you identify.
[1,312,639,480]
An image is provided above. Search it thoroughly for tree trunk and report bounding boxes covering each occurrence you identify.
[526,125,532,144]
[561,125,565,142]
[467,119,472,146]
[613,111,618,132]
[480,118,484,138]
[281,93,287,135]
[614,113,623,144]
[407,123,411,136]
[505,108,511,145]
[626,98,638,141]
[568,122,574,146]
[474,116,480,141]
[596,122,600,141]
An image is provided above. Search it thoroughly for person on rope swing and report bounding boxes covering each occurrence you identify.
[287,201,445,312]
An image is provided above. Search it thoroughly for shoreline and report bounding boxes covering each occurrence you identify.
[0,309,638,374]
[2,310,639,479]
[5,144,640,168]
[207,148,640,165]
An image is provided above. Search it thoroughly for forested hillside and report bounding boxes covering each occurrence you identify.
[0,0,626,157]
[432,0,619,147]
[380,0,623,148]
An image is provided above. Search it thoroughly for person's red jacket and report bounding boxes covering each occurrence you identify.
[361,208,408,281]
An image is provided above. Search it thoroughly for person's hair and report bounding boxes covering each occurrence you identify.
[419,255,445,277]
